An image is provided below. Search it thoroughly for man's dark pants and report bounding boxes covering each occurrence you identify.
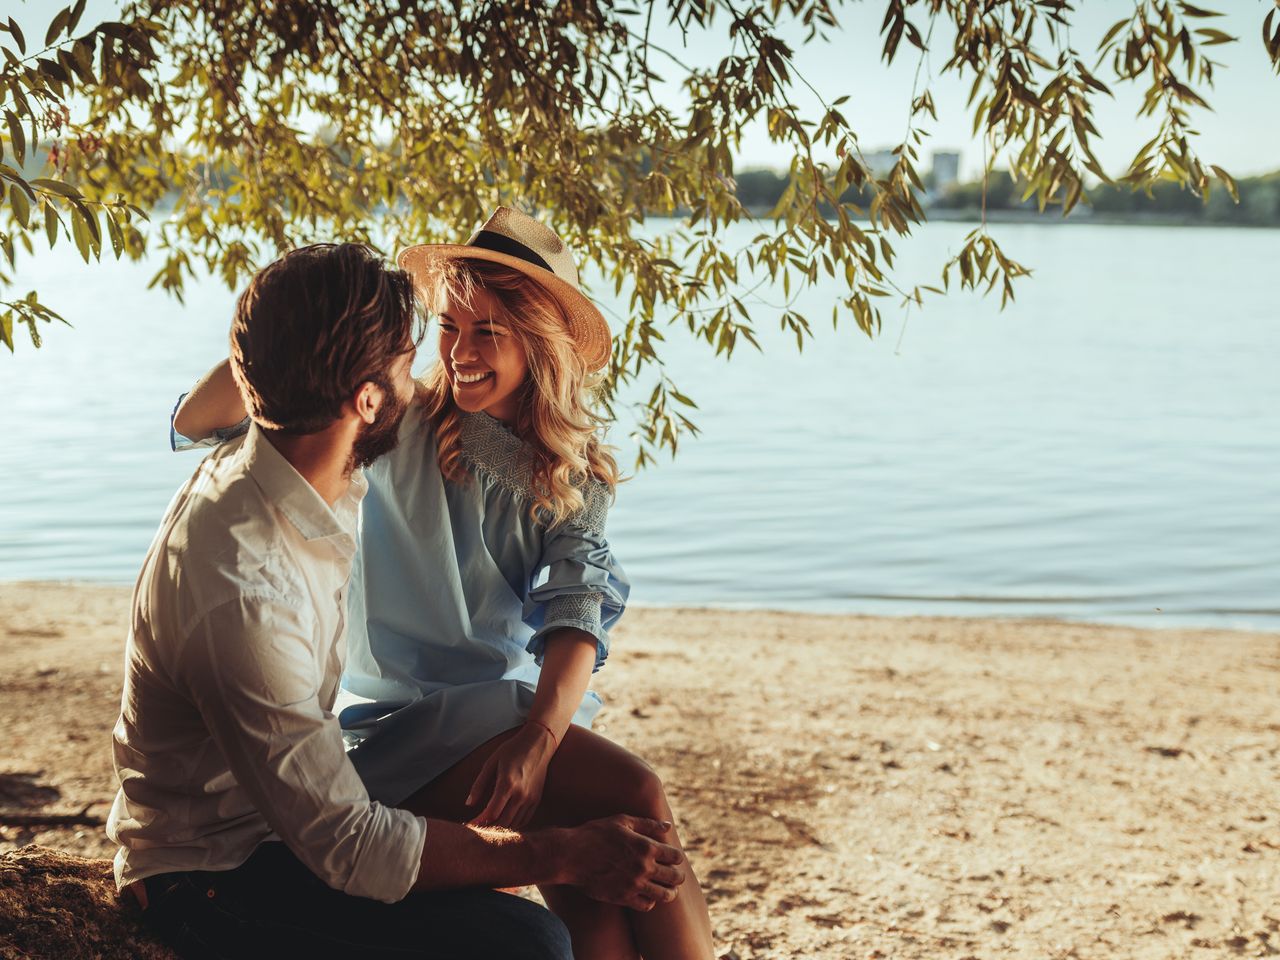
[137,841,573,960]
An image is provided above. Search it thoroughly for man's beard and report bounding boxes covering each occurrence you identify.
[349,388,410,471]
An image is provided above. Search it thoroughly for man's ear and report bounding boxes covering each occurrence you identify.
[352,381,385,425]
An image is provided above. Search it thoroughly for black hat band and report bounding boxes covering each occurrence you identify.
[470,230,553,274]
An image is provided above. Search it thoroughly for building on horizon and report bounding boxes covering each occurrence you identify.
[857,148,961,192]
[862,149,899,178]
[931,150,961,191]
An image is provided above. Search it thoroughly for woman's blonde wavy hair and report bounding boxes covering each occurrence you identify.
[415,258,618,526]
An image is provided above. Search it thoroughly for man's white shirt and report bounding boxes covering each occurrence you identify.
[107,424,426,903]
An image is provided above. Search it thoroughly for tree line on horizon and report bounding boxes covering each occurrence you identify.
[733,166,1280,225]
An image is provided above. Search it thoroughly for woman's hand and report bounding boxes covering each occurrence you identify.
[468,630,592,828]
[466,721,559,829]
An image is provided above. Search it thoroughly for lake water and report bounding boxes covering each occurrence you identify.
[1,221,1277,631]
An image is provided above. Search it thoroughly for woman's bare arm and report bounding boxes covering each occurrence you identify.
[527,629,598,743]
[465,630,598,827]
[173,358,248,441]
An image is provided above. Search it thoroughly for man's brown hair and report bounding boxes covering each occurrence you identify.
[230,243,422,435]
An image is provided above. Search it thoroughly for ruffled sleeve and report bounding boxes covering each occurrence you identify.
[170,392,251,452]
[523,478,630,672]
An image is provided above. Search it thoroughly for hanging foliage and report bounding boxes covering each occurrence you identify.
[1,1,1273,462]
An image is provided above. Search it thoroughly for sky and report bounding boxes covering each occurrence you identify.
[19,0,1280,182]
[640,2,1280,180]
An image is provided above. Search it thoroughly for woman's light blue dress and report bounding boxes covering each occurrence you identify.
[173,400,629,805]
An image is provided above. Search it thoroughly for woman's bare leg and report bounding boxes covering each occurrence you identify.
[538,885,640,960]
[403,725,715,960]
[535,727,715,960]
[403,729,640,960]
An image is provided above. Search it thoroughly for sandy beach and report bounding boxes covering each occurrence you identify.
[1,581,1277,958]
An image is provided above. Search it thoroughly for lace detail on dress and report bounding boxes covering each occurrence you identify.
[572,478,610,536]
[457,411,611,534]
[544,592,604,630]
[458,412,534,502]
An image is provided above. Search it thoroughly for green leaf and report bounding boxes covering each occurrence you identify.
[0,310,12,352]
[1210,164,1238,202]
[21,314,43,348]
[9,181,30,226]
[97,21,129,40]
[71,205,91,261]
[1064,176,1082,215]
[104,206,124,256]
[0,166,34,199]
[71,199,99,244]
[1193,27,1236,45]
[6,81,31,119]
[1178,3,1224,17]
[1098,18,1129,51]
[44,201,58,247]
[67,41,95,83]
[37,57,69,84]
[67,0,87,34]
[28,178,82,199]
[7,17,25,54]
[4,110,24,166]
[46,7,71,46]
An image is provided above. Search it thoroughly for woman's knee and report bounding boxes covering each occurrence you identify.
[610,755,672,821]
[546,731,674,824]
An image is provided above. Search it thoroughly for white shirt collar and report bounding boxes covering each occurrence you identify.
[242,424,368,544]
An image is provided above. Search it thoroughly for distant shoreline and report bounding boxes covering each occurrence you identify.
[915,208,1280,229]
[728,207,1280,228]
[3,579,1273,637]
[131,195,1280,230]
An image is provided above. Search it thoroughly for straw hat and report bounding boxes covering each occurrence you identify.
[397,207,612,371]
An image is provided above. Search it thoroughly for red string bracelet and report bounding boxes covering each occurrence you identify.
[527,718,559,747]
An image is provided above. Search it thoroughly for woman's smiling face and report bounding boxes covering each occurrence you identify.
[437,286,529,424]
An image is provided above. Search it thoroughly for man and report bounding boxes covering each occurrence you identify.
[107,243,685,959]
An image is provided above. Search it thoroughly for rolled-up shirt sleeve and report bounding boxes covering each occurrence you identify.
[523,479,630,671]
[170,391,251,452]
[181,596,426,903]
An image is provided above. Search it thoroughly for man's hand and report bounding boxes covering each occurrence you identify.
[554,815,687,912]
[413,814,686,905]
[467,722,557,829]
